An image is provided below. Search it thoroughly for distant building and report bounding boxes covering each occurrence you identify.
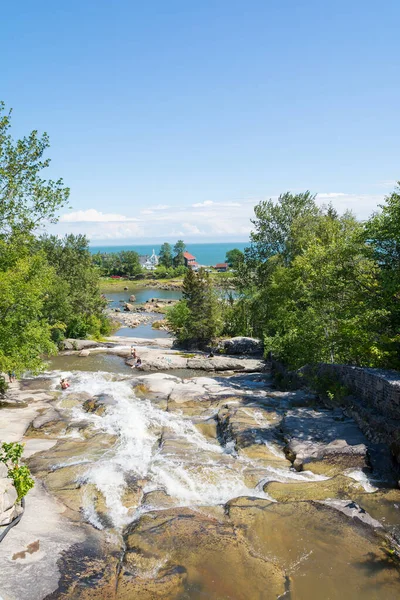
[215,262,229,272]
[183,251,197,268]
[139,249,159,270]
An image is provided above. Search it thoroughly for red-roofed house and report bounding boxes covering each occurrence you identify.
[183,251,197,268]
[215,262,229,272]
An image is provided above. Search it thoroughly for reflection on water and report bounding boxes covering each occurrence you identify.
[116,323,171,339]
[47,353,133,375]
[106,287,182,309]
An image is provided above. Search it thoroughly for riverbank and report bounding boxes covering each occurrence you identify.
[1,364,400,599]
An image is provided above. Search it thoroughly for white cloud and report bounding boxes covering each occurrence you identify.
[316,192,383,219]
[192,200,241,208]
[316,193,347,199]
[152,204,170,210]
[52,190,385,242]
[60,209,139,223]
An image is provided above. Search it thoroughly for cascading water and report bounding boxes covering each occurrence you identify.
[48,371,331,529]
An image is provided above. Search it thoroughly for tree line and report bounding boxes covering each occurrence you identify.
[168,188,400,370]
[0,102,110,378]
[91,240,188,278]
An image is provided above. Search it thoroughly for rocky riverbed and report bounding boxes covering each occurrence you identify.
[1,364,400,599]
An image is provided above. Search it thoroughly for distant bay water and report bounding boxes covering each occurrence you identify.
[90,242,248,266]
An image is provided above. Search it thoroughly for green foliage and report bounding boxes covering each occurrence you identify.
[38,234,110,340]
[0,253,58,375]
[9,465,34,501]
[0,442,34,501]
[92,250,142,277]
[364,182,400,360]
[159,242,173,268]
[225,248,244,269]
[306,370,350,402]
[0,102,72,374]
[167,268,222,348]
[153,264,187,279]
[226,189,399,370]
[173,240,186,267]
[0,375,8,395]
[0,102,69,240]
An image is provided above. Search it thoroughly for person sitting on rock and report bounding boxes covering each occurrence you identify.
[134,357,142,368]
[60,378,70,390]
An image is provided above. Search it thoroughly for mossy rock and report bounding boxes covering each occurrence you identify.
[264,474,365,502]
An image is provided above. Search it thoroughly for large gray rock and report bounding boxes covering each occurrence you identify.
[219,337,263,356]
[124,303,135,312]
[129,295,136,302]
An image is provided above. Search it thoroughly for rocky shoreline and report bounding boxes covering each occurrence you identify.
[1,364,400,599]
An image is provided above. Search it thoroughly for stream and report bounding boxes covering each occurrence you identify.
[1,361,400,599]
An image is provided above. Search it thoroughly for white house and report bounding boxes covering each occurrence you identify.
[139,249,159,271]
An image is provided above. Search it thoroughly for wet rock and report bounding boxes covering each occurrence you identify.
[321,499,383,529]
[353,488,400,530]
[264,474,365,502]
[121,507,285,600]
[124,302,135,312]
[129,294,136,302]
[82,394,117,416]
[79,349,90,357]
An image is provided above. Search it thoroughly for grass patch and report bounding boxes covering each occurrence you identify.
[177,352,196,358]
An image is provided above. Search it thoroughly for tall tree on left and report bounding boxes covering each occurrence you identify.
[0,101,70,375]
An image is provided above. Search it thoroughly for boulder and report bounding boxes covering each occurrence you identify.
[219,336,263,356]
[0,476,18,525]
[79,349,90,357]
[124,303,135,312]
[129,295,136,302]
[114,308,121,312]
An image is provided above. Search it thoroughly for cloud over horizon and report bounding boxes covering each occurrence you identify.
[51,192,385,243]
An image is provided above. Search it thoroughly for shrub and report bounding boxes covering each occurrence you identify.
[0,375,8,396]
[0,442,34,501]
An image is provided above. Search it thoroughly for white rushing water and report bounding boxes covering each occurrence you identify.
[49,371,331,529]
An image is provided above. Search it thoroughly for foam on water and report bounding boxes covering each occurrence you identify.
[344,468,378,492]
[51,371,276,528]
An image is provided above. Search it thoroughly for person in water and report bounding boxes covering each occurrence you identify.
[60,378,70,390]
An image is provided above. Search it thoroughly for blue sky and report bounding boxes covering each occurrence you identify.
[2,0,399,242]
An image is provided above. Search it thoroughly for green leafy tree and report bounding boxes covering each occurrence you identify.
[173,240,186,267]
[38,234,109,339]
[247,191,319,266]
[0,253,58,375]
[168,268,222,347]
[0,102,70,372]
[0,102,69,240]
[159,242,173,268]
[364,182,400,363]
[225,248,244,269]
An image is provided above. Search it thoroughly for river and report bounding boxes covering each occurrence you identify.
[1,355,400,598]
